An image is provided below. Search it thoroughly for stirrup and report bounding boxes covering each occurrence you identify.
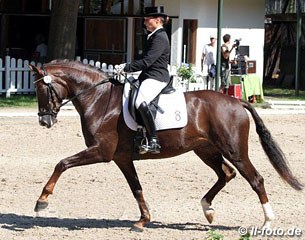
[139,138,161,154]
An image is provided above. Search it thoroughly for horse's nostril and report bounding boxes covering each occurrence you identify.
[40,120,49,127]
[39,116,53,128]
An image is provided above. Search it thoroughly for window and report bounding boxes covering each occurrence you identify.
[0,0,50,13]
[265,0,305,14]
[1,0,23,12]
[79,0,154,15]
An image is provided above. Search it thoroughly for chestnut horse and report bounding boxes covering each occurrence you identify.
[29,61,302,231]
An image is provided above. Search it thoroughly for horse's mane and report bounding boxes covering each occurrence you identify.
[44,59,108,84]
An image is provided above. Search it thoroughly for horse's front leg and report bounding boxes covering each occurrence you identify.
[34,145,104,212]
[116,161,150,232]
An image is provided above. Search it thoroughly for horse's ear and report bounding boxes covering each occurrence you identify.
[28,64,42,74]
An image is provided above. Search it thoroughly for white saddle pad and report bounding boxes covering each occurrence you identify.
[122,82,188,131]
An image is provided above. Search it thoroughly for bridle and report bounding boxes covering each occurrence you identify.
[34,66,111,117]
[34,73,62,118]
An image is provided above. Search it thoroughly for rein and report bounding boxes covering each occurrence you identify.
[59,78,110,108]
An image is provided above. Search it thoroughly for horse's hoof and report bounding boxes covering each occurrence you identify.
[204,209,215,224]
[201,198,215,224]
[130,224,144,232]
[34,200,49,212]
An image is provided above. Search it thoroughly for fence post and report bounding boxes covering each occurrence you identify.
[5,55,11,98]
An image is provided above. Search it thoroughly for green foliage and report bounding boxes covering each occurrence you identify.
[0,95,37,108]
[177,64,196,82]
[205,229,224,240]
[205,229,252,240]
[239,232,252,240]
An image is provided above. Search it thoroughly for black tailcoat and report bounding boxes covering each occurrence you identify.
[124,28,170,83]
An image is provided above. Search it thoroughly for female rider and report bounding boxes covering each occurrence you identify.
[116,6,170,154]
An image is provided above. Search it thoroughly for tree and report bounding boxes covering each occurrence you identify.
[47,0,80,61]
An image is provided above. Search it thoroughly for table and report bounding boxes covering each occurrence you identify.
[231,74,264,102]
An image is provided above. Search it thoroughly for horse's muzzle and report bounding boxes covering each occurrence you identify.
[39,115,57,128]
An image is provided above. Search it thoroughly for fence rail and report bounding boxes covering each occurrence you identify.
[0,56,40,97]
[0,56,207,97]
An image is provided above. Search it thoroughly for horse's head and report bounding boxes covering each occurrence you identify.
[29,64,64,128]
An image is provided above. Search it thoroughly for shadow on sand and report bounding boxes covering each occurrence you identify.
[0,213,239,232]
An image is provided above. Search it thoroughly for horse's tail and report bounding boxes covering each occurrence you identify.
[241,100,303,191]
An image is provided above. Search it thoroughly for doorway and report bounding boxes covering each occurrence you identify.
[84,18,127,64]
[182,19,197,64]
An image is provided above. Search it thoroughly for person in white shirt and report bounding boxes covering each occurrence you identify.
[33,34,48,63]
[201,35,217,89]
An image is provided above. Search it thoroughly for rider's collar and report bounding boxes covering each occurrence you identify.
[147,27,163,40]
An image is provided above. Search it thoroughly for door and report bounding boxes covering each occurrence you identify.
[84,18,127,64]
[182,19,197,64]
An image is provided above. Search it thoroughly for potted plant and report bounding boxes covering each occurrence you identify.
[177,64,197,91]
[177,64,195,81]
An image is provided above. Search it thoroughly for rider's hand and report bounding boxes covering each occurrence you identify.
[115,63,126,75]
[114,63,126,84]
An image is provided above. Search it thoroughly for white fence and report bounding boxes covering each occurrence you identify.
[0,56,207,97]
[0,56,40,97]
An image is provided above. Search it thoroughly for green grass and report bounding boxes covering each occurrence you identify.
[1,87,304,108]
[0,95,37,108]
[205,229,252,240]
[206,229,224,240]
[263,86,305,100]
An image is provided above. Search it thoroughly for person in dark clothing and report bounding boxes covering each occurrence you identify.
[220,34,237,93]
[116,6,170,154]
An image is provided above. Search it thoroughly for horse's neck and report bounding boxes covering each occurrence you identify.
[74,82,122,136]
[52,66,122,131]
[71,81,116,114]
[62,69,101,102]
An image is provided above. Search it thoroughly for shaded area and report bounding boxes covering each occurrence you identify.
[0,213,238,232]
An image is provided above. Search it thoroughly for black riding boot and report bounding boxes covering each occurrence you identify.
[137,102,161,154]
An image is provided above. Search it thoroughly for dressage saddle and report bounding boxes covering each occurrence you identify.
[127,76,175,123]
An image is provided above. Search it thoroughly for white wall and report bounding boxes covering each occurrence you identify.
[156,0,265,80]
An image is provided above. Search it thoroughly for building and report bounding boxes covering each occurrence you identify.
[265,0,305,90]
[0,0,265,80]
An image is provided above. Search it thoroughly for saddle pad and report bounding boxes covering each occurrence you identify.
[123,82,188,131]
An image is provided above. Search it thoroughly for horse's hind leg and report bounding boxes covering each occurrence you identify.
[115,160,150,232]
[194,149,236,224]
[228,155,275,228]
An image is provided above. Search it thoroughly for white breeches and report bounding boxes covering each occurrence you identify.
[135,78,167,109]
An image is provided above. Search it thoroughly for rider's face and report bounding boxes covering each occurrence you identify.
[144,17,162,32]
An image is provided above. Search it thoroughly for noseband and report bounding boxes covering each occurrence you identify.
[34,66,110,117]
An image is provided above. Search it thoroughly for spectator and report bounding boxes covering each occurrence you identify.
[220,34,236,93]
[33,34,47,63]
[201,35,217,90]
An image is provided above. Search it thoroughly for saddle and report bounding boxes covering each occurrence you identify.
[127,76,176,122]
[122,77,187,132]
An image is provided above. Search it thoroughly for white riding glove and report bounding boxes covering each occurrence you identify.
[114,63,126,84]
[114,63,126,75]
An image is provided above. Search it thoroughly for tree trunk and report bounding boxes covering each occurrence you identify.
[47,0,80,61]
